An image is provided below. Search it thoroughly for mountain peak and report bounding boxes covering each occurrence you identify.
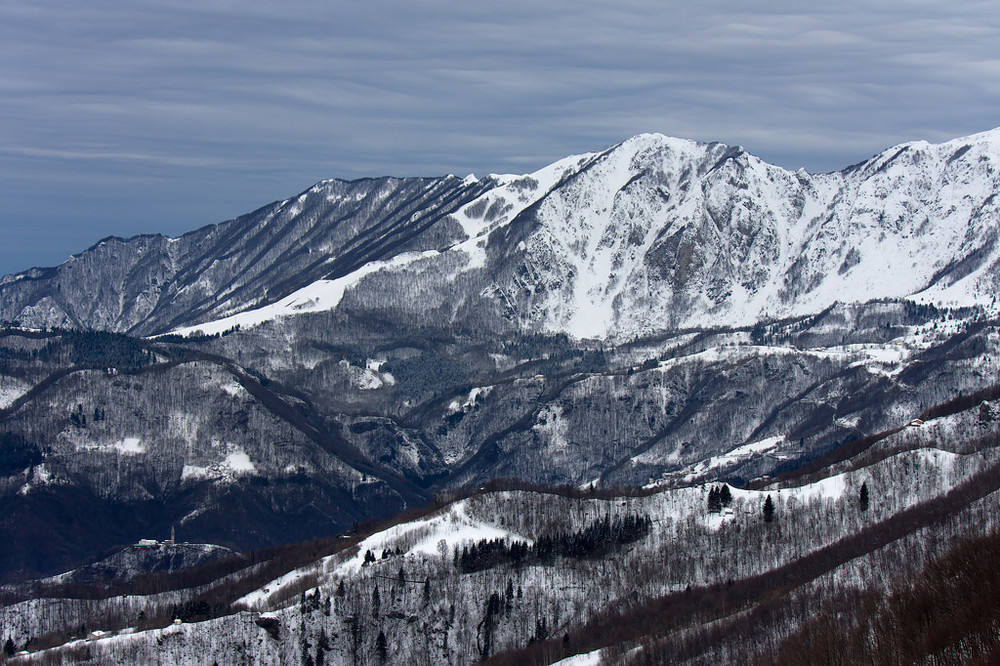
[944,125,1000,145]
[613,132,744,162]
[863,126,1000,166]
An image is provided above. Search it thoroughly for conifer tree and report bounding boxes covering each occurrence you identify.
[763,494,775,523]
[859,481,870,512]
[720,484,732,507]
[708,487,722,513]
[315,628,329,666]
[376,630,387,663]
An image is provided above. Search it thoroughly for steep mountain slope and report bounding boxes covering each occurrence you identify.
[354,129,1000,339]
[0,176,491,335]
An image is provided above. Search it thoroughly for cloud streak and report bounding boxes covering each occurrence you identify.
[1,0,999,273]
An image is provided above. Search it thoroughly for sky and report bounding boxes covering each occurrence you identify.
[1,0,998,275]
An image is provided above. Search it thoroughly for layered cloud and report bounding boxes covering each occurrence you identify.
[1,0,998,273]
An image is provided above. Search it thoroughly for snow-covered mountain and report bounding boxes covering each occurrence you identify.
[2,130,999,340]
[2,129,1000,592]
[0,176,491,335]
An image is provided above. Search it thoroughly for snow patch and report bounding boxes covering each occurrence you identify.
[180,464,211,481]
[447,385,493,414]
[18,464,54,495]
[534,404,570,452]
[218,380,246,397]
[162,250,439,337]
[785,473,849,502]
[340,501,526,575]
[236,500,529,610]
[0,379,30,409]
[181,448,257,482]
[551,650,603,666]
[224,451,256,474]
[703,507,737,531]
[662,436,784,479]
[341,360,392,390]
[114,437,145,455]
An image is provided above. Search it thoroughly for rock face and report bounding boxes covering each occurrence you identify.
[0,130,999,583]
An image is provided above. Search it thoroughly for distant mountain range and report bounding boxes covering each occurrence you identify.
[2,130,998,339]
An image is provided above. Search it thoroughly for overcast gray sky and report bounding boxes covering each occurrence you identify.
[1,0,998,275]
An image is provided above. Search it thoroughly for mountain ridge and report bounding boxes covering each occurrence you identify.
[2,128,999,341]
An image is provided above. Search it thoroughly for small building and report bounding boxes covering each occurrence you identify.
[137,539,158,546]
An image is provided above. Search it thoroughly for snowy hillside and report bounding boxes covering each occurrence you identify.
[5,392,1000,664]
[1,290,997,583]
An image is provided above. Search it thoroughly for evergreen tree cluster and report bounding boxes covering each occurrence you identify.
[0,345,32,363]
[707,484,733,513]
[456,514,651,574]
[170,600,227,623]
[479,592,503,658]
[22,330,154,368]
[361,547,402,566]
[457,538,529,573]
[380,352,471,398]
[69,403,106,428]
[0,432,43,476]
[300,589,323,613]
[65,330,154,368]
